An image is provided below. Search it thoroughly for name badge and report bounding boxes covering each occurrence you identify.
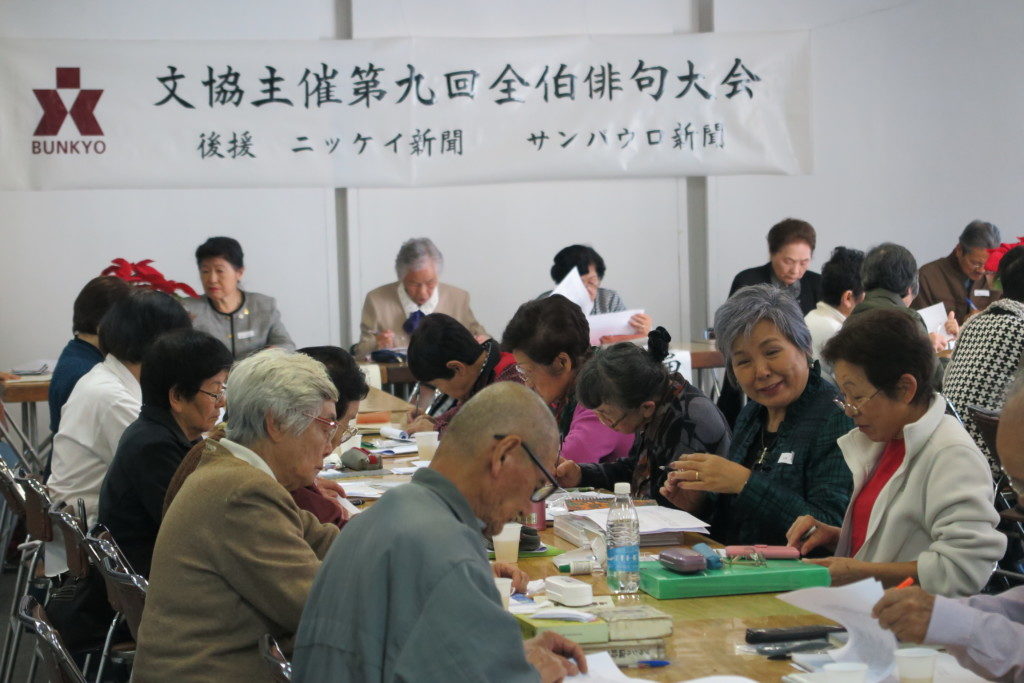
[778,452,795,465]
[237,329,256,340]
[974,289,990,297]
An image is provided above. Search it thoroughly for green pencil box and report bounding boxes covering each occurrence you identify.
[639,559,830,599]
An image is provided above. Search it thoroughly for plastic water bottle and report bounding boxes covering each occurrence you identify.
[605,482,640,594]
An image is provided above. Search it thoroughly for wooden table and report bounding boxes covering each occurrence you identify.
[518,530,831,682]
[0,377,51,461]
[345,460,829,682]
[359,386,414,415]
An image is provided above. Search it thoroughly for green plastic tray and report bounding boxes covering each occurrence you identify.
[639,559,830,599]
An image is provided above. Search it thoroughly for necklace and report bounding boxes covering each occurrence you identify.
[757,425,779,468]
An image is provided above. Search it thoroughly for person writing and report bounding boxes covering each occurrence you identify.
[787,309,1003,597]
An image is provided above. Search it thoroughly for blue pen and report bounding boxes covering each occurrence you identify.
[636,660,670,668]
[966,297,977,311]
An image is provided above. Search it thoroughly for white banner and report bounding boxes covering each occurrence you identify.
[0,33,809,190]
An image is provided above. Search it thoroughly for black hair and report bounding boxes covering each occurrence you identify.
[820,247,865,308]
[549,245,606,283]
[501,295,590,368]
[767,218,816,254]
[298,346,370,407]
[407,314,483,383]
[822,309,934,406]
[861,242,918,295]
[141,329,233,409]
[195,236,244,270]
[577,328,673,410]
[999,245,1024,302]
[72,276,131,335]
[98,289,192,363]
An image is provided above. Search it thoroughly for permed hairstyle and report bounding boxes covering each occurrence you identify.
[395,238,444,279]
[407,314,483,383]
[767,218,816,254]
[714,284,812,387]
[195,236,244,270]
[821,247,866,308]
[141,329,233,410]
[549,245,606,283]
[72,276,131,335]
[98,288,192,363]
[501,295,590,368]
[576,328,672,410]
[822,309,934,407]
[224,349,339,446]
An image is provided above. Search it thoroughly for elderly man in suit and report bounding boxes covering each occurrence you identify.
[912,220,1002,325]
[354,237,489,358]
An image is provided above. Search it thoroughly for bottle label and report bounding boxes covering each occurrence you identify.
[607,546,639,573]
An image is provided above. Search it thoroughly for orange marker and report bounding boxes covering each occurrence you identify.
[895,577,915,589]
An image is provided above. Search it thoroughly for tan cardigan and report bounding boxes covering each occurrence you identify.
[132,442,339,682]
[354,281,488,358]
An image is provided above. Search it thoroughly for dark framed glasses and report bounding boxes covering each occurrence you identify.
[493,434,559,502]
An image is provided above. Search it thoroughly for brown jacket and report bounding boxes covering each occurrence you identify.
[133,441,339,682]
[354,281,488,357]
[913,250,1000,324]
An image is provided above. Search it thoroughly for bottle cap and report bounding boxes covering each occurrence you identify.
[613,482,631,495]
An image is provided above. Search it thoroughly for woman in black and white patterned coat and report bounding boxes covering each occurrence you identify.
[943,245,1024,473]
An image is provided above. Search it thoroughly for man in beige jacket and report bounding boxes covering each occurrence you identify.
[354,237,488,358]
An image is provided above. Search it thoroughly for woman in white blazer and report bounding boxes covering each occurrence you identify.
[787,309,1004,598]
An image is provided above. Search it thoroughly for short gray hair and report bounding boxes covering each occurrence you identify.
[861,243,917,294]
[395,238,444,279]
[225,349,339,447]
[714,284,812,386]
[959,220,1001,251]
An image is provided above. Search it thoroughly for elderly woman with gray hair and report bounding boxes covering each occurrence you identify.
[661,284,854,545]
[133,349,342,682]
[354,237,489,358]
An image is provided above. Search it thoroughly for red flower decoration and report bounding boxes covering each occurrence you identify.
[101,258,199,298]
[985,238,1024,272]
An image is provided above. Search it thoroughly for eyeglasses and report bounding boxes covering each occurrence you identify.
[597,408,632,430]
[304,414,359,444]
[493,434,559,502]
[197,386,227,403]
[832,389,881,416]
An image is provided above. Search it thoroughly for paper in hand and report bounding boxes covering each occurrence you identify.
[551,267,593,314]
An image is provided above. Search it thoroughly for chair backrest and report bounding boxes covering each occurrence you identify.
[16,476,52,542]
[48,502,89,579]
[98,557,148,641]
[16,595,88,683]
[967,405,1002,465]
[0,460,26,519]
[82,528,134,615]
[258,633,292,682]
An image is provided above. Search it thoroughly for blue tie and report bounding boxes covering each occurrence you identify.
[403,310,426,335]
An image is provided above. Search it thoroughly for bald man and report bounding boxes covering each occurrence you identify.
[293,383,587,683]
[871,373,1024,681]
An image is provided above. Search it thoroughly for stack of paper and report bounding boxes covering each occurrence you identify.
[571,506,710,535]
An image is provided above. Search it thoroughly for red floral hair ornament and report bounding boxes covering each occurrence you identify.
[101,258,199,298]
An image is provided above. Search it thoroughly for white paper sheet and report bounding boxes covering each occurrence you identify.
[551,267,594,314]
[565,651,645,682]
[570,506,709,534]
[586,310,644,345]
[779,578,896,682]
[338,483,385,499]
[917,301,949,335]
[664,349,693,384]
[369,444,418,455]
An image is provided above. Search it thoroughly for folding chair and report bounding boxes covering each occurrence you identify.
[81,528,137,682]
[0,464,31,682]
[16,596,87,683]
[3,476,52,683]
[258,633,292,682]
[0,404,46,475]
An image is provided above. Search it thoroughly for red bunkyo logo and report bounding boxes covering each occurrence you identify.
[34,67,103,136]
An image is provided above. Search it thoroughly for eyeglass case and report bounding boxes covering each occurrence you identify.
[658,547,707,574]
[724,545,801,560]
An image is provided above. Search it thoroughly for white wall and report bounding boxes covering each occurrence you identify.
[0,1,342,379]
[705,0,1024,315]
[346,0,698,346]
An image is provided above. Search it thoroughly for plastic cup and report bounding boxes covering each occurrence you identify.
[414,431,440,460]
[493,522,522,564]
[493,577,512,609]
[822,661,868,683]
[894,648,937,683]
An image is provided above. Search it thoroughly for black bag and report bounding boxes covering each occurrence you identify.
[45,567,115,652]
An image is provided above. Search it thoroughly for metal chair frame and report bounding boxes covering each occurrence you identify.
[258,633,292,682]
[16,596,87,683]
